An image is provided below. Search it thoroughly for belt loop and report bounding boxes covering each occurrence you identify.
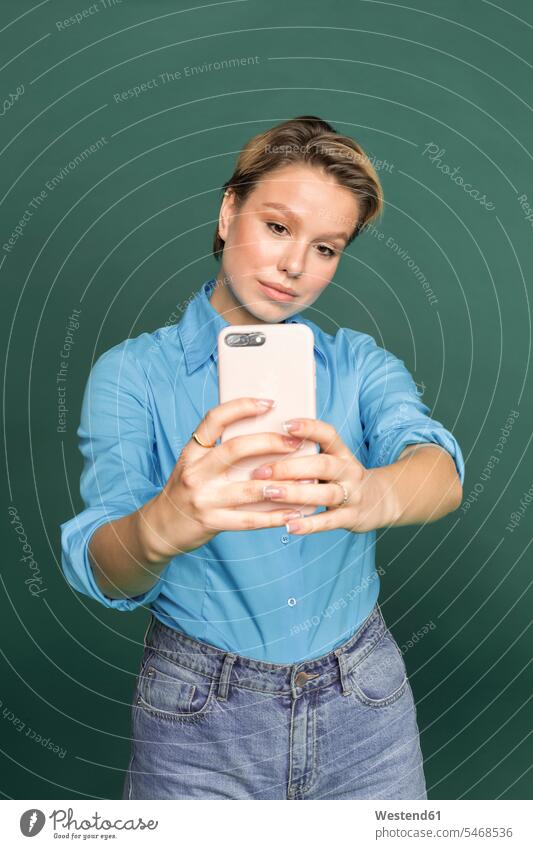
[142,613,155,649]
[335,649,353,696]
[217,652,237,700]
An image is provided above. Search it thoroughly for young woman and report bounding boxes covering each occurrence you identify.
[60,115,464,800]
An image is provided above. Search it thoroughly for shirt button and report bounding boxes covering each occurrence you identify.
[281,534,289,543]
[288,597,296,606]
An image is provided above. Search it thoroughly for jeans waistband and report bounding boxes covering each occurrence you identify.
[142,602,388,700]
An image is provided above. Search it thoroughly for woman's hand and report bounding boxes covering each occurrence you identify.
[249,418,400,535]
[142,398,309,559]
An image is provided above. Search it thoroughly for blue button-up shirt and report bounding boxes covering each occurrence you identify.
[60,277,465,663]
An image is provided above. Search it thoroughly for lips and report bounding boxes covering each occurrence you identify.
[258,280,297,302]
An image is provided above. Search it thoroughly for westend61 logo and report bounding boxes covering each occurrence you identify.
[19,807,159,837]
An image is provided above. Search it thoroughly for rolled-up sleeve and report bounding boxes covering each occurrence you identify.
[60,344,165,610]
[357,334,465,485]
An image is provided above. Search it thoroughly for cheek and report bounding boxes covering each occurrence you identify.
[306,255,340,288]
[228,220,269,263]
[304,281,331,304]
[245,224,281,268]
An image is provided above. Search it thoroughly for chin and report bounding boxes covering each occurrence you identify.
[243,304,277,323]
[230,284,274,320]
[228,276,298,322]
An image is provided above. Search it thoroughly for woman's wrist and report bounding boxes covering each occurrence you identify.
[354,466,401,531]
[136,493,177,566]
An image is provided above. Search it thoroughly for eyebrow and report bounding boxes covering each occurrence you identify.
[260,202,351,242]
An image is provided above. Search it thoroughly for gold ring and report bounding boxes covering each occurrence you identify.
[191,430,216,448]
[333,480,350,505]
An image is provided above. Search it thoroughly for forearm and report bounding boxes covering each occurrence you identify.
[88,496,173,600]
[366,444,463,528]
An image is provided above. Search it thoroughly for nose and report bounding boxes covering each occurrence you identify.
[279,239,306,278]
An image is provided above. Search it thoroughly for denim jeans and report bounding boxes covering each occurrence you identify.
[122,601,427,800]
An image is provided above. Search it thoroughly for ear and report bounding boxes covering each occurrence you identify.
[218,188,237,242]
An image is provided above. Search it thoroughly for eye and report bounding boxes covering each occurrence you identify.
[316,244,338,258]
[266,222,338,258]
[266,221,289,236]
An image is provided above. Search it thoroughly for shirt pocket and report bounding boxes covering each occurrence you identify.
[135,649,217,723]
[348,630,409,708]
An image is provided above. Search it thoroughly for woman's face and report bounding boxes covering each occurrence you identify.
[211,163,360,324]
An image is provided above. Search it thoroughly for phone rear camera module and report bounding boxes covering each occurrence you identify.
[225,332,266,347]
[225,333,247,346]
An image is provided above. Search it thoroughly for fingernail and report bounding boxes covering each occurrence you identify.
[284,510,302,520]
[255,398,275,407]
[282,419,301,433]
[252,466,272,478]
[263,485,286,498]
[286,520,302,533]
[282,435,302,447]
[299,479,314,484]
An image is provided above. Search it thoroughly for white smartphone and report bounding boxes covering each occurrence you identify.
[217,323,319,514]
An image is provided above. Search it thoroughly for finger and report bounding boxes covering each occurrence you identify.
[202,431,305,476]
[261,481,347,509]
[281,417,356,461]
[208,478,317,510]
[284,508,348,536]
[188,397,276,457]
[250,453,337,481]
[202,507,307,533]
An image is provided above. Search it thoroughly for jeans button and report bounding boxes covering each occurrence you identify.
[294,671,319,688]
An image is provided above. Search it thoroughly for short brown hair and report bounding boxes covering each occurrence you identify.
[212,115,384,261]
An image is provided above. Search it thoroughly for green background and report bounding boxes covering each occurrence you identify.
[1,0,531,800]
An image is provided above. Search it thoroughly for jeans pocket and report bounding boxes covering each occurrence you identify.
[349,630,408,708]
[136,648,217,723]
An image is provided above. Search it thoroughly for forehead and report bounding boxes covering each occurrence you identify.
[256,163,346,197]
[251,165,359,232]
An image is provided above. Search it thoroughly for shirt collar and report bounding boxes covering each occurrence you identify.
[178,277,327,375]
